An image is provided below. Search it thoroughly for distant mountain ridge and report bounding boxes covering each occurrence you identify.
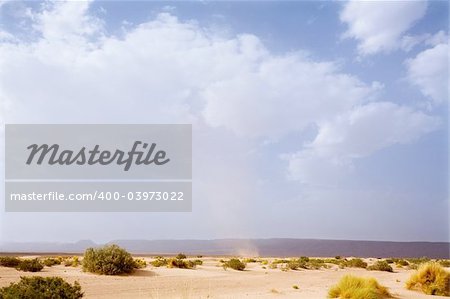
[1,238,449,258]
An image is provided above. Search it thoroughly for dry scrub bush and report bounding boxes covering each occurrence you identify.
[42,257,62,267]
[167,258,196,269]
[0,257,20,268]
[0,276,83,299]
[367,261,393,272]
[16,259,43,272]
[341,258,368,269]
[150,257,168,267]
[82,244,135,275]
[133,258,147,269]
[222,258,246,271]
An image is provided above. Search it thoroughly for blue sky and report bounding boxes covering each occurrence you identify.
[0,1,448,243]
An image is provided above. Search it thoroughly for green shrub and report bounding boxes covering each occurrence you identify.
[299,256,310,262]
[193,259,203,266]
[335,256,342,260]
[395,259,409,267]
[407,257,430,265]
[406,262,450,296]
[342,258,367,269]
[269,257,330,271]
[324,258,342,265]
[0,257,21,268]
[150,257,168,267]
[293,285,299,289]
[367,261,393,272]
[328,275,392,298]
[222,258,246,271]
[272,259,289,265]
[243,258,257,263]
[16,259,43,272]
[438,259,450,268]
[64,257,80,267]
[74,257,80,266]
[42,257,61,267]
[285,259,307,270]
[176,253,187,260]
[167,258,195,269]
[133,258,147,269]
[0,276,83,299]
[82,244,135,275]
[309,259,329,269]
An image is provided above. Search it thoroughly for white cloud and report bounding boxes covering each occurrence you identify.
[401,30,448,52]
[401,35,428,52]
[0,0,444,241]
[202,53,382,138]
[286,102,440,184]
[0,1,441,189]
[0,30,14,41]
[340,0,427,55]
[32,0,103,41]
[406,43,449,105]
[0,6,382,138]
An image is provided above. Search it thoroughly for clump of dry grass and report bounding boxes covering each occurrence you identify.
[406,262,450,296]
[328,275,392,299]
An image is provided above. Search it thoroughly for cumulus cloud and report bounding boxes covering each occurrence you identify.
[0,1,442,193]
[0,0,444,242]
[202,53,381,138]
[0,5,382,138]
[340,0,427,55]
[406,43,449,105]
[286,102,440,185]
[32,0,103,41]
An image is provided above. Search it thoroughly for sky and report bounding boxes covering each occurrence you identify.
[0,0,448,243]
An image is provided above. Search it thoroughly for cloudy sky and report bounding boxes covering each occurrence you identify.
[0,0,448,243]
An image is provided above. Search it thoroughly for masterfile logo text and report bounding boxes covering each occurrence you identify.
[5,124,192,212]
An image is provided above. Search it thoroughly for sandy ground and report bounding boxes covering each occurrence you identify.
[0,256,448,299]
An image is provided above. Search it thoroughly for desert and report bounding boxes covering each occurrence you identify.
[0,248,449,299]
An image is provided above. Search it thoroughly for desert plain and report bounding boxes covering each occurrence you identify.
[0,255,449,299]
